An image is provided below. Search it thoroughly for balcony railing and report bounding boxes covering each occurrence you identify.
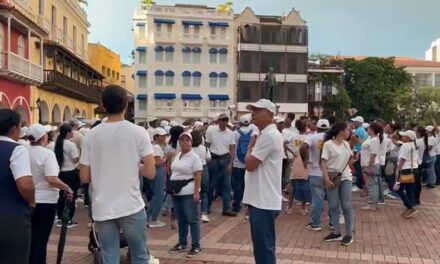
[142,6,233,18]
[153,32,175,43]
[154,106,177,117]
[181,33,203,44]
[0,51,43,84]
[181,107,203,117]
[208,34,229,45]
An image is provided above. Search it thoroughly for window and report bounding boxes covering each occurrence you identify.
[183,25,190,34]
[116,73,119,80]
[155,76,163,86]
[101,66,106,75]
[435,74,440,87]
[165,51,173,62]
[183,100,201,110]
[210,26,216,35]
[165,76,173,87]
[210,77,217,88]
[138,99,147,111]
[183,76,191,87]
[219,77,227,88]
[112,70,115,78]
[139,25,146,39]
[39,0,45,15]
[51,5,56,27]
[166,24,172,33]
[107,68,110,77]
[138,51,146,63]
[193,77,201,87]
[210,100,227,108]
[155,99,174,110]
[209,53,217,64]
[220,27,226,36]
[63,16,67,40]
[72,26,77,51]
[183,52,191,64]
[192,53,201,64]
[194,25,200,34]
[17,36,25,57]
[156,23,162,32]
[219,54,227,64]
[155,51,163,61]
[139,76,147,88]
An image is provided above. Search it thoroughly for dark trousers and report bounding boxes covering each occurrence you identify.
[354,159,363,189]
[172,195,200,249]
[435,155,440,185]
[0,214,31,264]
[83,183,90,206]
[30,203,57,264]
[207,156,231,213]
[414,169,423,204]
[231,167,246,212]
[57,169,80,220]
[397,183,415,209]
[248,206,279,264]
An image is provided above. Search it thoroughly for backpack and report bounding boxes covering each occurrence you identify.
[236,129,253,163]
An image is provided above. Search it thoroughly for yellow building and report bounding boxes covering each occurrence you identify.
[28,0,103,124]
[88,43,122,86]
[121,64,135,95]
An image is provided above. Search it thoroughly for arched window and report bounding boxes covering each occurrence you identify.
[17,36,25,57]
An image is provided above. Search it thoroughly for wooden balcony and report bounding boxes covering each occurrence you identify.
[0,51,43,85]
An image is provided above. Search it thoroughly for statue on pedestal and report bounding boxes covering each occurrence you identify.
[263,67,276,102]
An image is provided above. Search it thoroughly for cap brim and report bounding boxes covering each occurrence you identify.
[246,103,260,111]
[318,126,330,130]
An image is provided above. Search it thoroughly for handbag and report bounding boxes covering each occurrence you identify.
[166,179,194,195]
[384,160,395,176]
[399,147,416,184]
[326,143,351,188]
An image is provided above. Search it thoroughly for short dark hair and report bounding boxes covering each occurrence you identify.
[102,85,127,114]
[0,109,21,136]
[287,112,295,121]
[295,119,307,133]
[191,130,203,147]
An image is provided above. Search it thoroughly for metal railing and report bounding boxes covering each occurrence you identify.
[181,107,202,113]
[181,33,203,43]
[209,34,229,42]
[154,32,175,40]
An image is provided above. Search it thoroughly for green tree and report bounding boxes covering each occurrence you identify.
[217,1,233,13]
[323,88,352,120]
[397,86,440,125]
[141,0,155,9]
[341,57,412,121]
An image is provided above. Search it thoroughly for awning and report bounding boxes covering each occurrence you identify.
[192,71,202,77]
[209,72,218,78]
[136,46,147,52]
[165,46,175,52]
[154,45,164,52]
[154,93,176,99]
[165,70,175,77]
[208,22,229,27]
[136,22,146,26]
[154,70,164,76]
[181,94,203,100]
[209,48,218,54]
[192,47,201,53]
[219,72,228,78]
[219,48,228,54]
[208,94,229,101]
[182,20,203,26]
[136,70,147,76]
[153,18,175,24]
[136,94,147,100]
[182,47,191,53]
[182,71,191,77]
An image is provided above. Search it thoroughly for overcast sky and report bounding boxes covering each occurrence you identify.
[87,0,440,64]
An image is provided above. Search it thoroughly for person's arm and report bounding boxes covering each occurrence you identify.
[44,152,73,198]
[228,144,235,170]
[16,177,35,208]
[80,165,91,184]
[396,158,405,182]
[245,135,260,172]
[79,135,91,184]
[10,146,35,207]
[69,142,80,163]
[320,158,333,188]
[193,170,202,202]
[140,154,155,179]
[299,143,310,169]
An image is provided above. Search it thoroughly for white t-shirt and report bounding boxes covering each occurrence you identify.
[80,120,154,221]
[360,136,381,167]
[153,144,164,159]
[0,136,31,180]
[398,142,418,170]
[46,141,55,151]
[282,128,297,159]
[205,125,235,156]
[321,140,353,181]
[57,140,79,172]
[28,146,60,204]
[170,151,203,195]
[435,135,440,155]
[71,130,83,151]
[18,139,29,147]
[233,126,257,168]
[304,132,325,177]
[285,133,309,157]
[428,136,438,157]
[192,145,211,166]
[379,135,392,166]
[283,126,299,135]
[415,138,426,165]
[243,124,284,210]
[147,127,155,142]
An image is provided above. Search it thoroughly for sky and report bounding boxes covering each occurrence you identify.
[87,0,440,64]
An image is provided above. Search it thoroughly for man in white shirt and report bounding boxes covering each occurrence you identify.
[205,113,236,216]
[147,117,158,141]
[243,99,283,264]
[69,119,84,151]
[80,85,158,264]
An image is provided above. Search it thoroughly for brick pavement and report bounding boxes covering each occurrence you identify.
[47,187,440,264]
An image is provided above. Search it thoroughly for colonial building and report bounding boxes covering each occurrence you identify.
[133,4,235,123]
[88,42,121,86]
[235,7,308,116]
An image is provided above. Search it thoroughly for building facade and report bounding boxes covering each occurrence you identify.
[235,7,308,116]
[88,42,121,86]
[0,0,47,125]
[121,63,135,94]
[426,38,440,62]
[133,4,235,123]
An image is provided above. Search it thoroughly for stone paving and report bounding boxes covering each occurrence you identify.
[47,187,440,264]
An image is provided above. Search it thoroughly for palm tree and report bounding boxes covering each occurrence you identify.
[217,1,233,13]
[141,0,155,9]
[78,0,87,5]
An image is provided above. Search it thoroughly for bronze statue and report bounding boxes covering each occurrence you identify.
[264,67,276,102]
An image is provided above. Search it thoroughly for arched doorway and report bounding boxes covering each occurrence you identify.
[81,110,87,118]
[63,106,71,121]
[39,100,50,124]
[15,106,28,125]
[0,101,4,109]
[52,104,61,125]
[73,108,80,118]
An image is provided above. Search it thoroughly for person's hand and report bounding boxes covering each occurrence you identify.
[366,166,373,176]
[66,188,74,201]
[248,135,257,150]
[324,178,334,188]
[227,163,233,174]
[193,192,200,202]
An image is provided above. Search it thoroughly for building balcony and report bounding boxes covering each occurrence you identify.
[207,107,228,118]
[181,33,203,45]
[37,15,51,33]
[50,26,63,43]
[0,51,43,85]
[181,106,203,117]
[153,32,175,44]
[154,106,177,117]
[138,6,233,19]
[207,34,229,46]
[308,94,332,102]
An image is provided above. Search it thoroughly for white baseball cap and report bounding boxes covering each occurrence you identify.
[362,123,370,129]
[44,124,55,132]
[169,120,178,127]
[246,99,277,114]
[275,116,285,123]
[153,127,168,137]
[26,124,47,142]
[317,119,330,129]
[193,121,204,129]
[149,116,158,122]
[399,130,417,141]
[20,126,28,138]
[239,114,251,125]
[160,120,170,128]
[179,131,193,141]
[351,116,364,124]
[164,125,171,133]
[426,125,434,132]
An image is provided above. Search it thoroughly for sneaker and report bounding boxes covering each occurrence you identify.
[378,201,385,205]
[305,223,322,231]
[282,196,288,203]
[148,220,166,228]
[161,211,168,216]
[300,209,308,216]
[186,247,201,258]
[55,220,62,228]
[201,214,210,223]
[222,211,238,217]
[386,193,398,199]
[324,233,342,242]
[341,235,353,246]
[148,255,160,264]
[351,185,361,192]
[329,223,334,230]
[67,221,78,228]
[404,208,418,219]
[285,208,293,215]
[168,243,187,254]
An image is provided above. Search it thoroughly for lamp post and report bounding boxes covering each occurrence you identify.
[36,98,42,124]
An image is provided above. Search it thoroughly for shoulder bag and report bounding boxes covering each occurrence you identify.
[165,153,195,195]
[326,142,351,188]
[399,146,416,184]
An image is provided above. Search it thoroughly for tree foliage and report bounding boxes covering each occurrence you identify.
[323,88,352,120]
[397,86,440,125]
[217,1,233,13]
[341,57,412,122]
[141,0,155,9]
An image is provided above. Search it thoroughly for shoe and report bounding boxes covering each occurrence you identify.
[201,214,210,223]
[285,208,293,215]
[67,221,78,228]
[148,255,160,264]
[329,223,334,230]
[161,211,168,216]
[351,185,361,192]
[404,208,418,219]
[282,196,288,203]
[415,201,421,206]
[148,220,166,228]
[186,247,201,258]
[168,243,187,254]
[324,232,342,242]
[341,235,354,246]
[427,184,436,189]
[386,193,398,199]
[361,205,377,211]
[55,220,62,228]
[305,223,322,231]
[378,201,385,205]
[222,211,238,217]
[300,209,308,216]
[339,215,345,224]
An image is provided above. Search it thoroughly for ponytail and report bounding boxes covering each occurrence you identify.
[369,122,384,144]
[324,122,347,142]
[55,124,72,167]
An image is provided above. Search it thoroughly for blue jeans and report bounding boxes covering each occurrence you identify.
[147,166,165,222]
[95,209,149,264]
[435,155,440,185]
[309,175,325,227]
[427,156,437,185]
[207,156,232,213]
[172,195,200,248]
[248,206,279,264]
[326,180,353,236]
[398,168,417,209]
[364,165,381,207]
[231,167,246,212]
[201,165,210,214]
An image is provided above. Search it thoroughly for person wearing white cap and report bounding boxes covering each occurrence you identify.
[425,125,438,188]
[18,126,29,146]
[147,117,159,142]
[396,130,419,219]
[69,118,84,151]
[160,120,170,128]
[243,99,283,264]
[26,124,73,264]
[351,116,368,191]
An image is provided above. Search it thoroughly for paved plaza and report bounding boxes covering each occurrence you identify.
[47,188,440,264]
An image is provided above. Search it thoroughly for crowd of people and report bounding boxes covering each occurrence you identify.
[1,84,439,264]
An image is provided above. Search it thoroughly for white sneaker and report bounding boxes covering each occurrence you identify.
[339,215,345,224]
[201,214,210,223]
[148,220,166,228]
[282,196,288,202]
[351,186,361,192]
[149,255,160,264]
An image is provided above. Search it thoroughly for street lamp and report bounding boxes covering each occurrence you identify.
[36,98,42,124]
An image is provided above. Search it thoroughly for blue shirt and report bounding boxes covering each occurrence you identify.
[354,127,368,152]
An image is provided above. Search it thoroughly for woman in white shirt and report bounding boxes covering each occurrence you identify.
[425,126,438,188]
[191,130,211,223]
[396,130,419,219]
[360,122,383,211]
[321,122,356,247]
[26,124,73,264]
[168,132,203,258]
[54,124,80,228]
[415,126,429,205]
